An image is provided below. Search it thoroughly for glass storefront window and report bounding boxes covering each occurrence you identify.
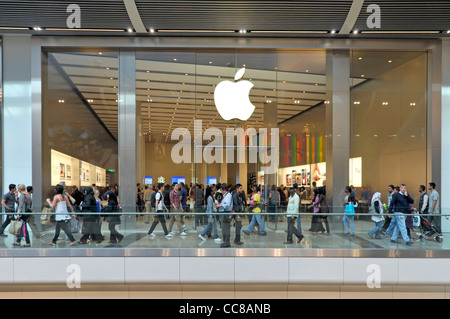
[32,46,435,250]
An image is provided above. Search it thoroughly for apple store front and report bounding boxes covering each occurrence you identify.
[2,36,445,253]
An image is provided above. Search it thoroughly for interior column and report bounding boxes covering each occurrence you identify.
[118,49,137,230]
[325,50,351,215]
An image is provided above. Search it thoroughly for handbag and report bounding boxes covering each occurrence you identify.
[41,207,53,224]
[344,203,355,216]
[9,219,23,235]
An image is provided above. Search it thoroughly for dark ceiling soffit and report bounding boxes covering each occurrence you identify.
[47,53,118,142]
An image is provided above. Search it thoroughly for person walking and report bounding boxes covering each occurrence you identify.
[198,186,221,243]
[20,186,45,240]
[284,189,304,244]
[428,182,442,237]
[343,186,356,236]
[308,187,326,234]
[318,187,330,235]
[418,185,429,215]
[15,184,33,247]
[47,184,77,247]
[78,187,100,244]
[104,190,124,244]
[368,192,384,239]
[0,184,18,237]
[231,184,244,245]
[389,184,414,245]
[380,185,395,234]
[268,185,280,223]
[168,183,187,236]
[243,186,267,236]
[147,183,171,238]
[143,185,154,224]
[215,184,233,247]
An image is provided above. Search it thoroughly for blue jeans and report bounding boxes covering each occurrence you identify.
[297,215,302,232]
[391,212,410,242]
[386,216,397,236]
[200,215,219,239]
[343,215,354,234]
[246,214,266,234]
[369,221,382,238]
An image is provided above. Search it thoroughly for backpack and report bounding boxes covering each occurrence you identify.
[150,192,156,208]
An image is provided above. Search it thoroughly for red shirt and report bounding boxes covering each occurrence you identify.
[170,189,181,208]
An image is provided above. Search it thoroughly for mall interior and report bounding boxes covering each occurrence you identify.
[1,0,450,298]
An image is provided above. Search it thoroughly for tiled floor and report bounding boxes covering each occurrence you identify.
[2,215,448,250]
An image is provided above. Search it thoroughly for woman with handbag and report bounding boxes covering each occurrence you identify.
[14,184,32,247]
[47,184,77,247]
[308,187,326,235]
[343,186,356,236]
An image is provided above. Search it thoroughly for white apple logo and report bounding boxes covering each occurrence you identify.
[214,67,255,121]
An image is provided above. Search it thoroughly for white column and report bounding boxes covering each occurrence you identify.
[2,35,33,192]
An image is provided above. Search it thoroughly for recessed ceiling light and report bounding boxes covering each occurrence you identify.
[361,74,365,77]
[98,52,103,55]
[149,28,155,33]
[388,60,392,63]
[173,58,177,61]
[353,30,358,34]
[330,30,336,34]
[33,27,42,31]
[127,28,133,33]
[358,57,363,60]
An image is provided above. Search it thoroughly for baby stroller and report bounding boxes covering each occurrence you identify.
[417,214,443,243]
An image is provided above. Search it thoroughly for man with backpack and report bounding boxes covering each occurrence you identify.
[147,183,171,238]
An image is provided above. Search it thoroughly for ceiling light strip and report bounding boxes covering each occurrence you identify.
[251,30,328,34]
[45,28,125,32]
[123,0,147,33]
[0,27,30,30]
[361,30,441,34]
[157,29,235,33]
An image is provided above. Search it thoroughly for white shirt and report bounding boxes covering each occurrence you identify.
[155,192,164,211]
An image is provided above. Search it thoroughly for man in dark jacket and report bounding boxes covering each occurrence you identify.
[231,184,244,245]
[79,187,100,244]
[388,184,414,246]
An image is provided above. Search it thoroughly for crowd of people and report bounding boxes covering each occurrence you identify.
[0,179,443,247]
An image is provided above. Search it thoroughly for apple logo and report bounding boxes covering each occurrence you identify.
[214,67,255,121]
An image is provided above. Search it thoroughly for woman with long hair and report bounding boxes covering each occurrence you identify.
[343,186,356,236]
[198,186,221,243]
[47,184,77,247]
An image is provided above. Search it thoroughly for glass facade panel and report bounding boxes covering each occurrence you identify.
[42,50,119,245]
[350,50,428,243]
